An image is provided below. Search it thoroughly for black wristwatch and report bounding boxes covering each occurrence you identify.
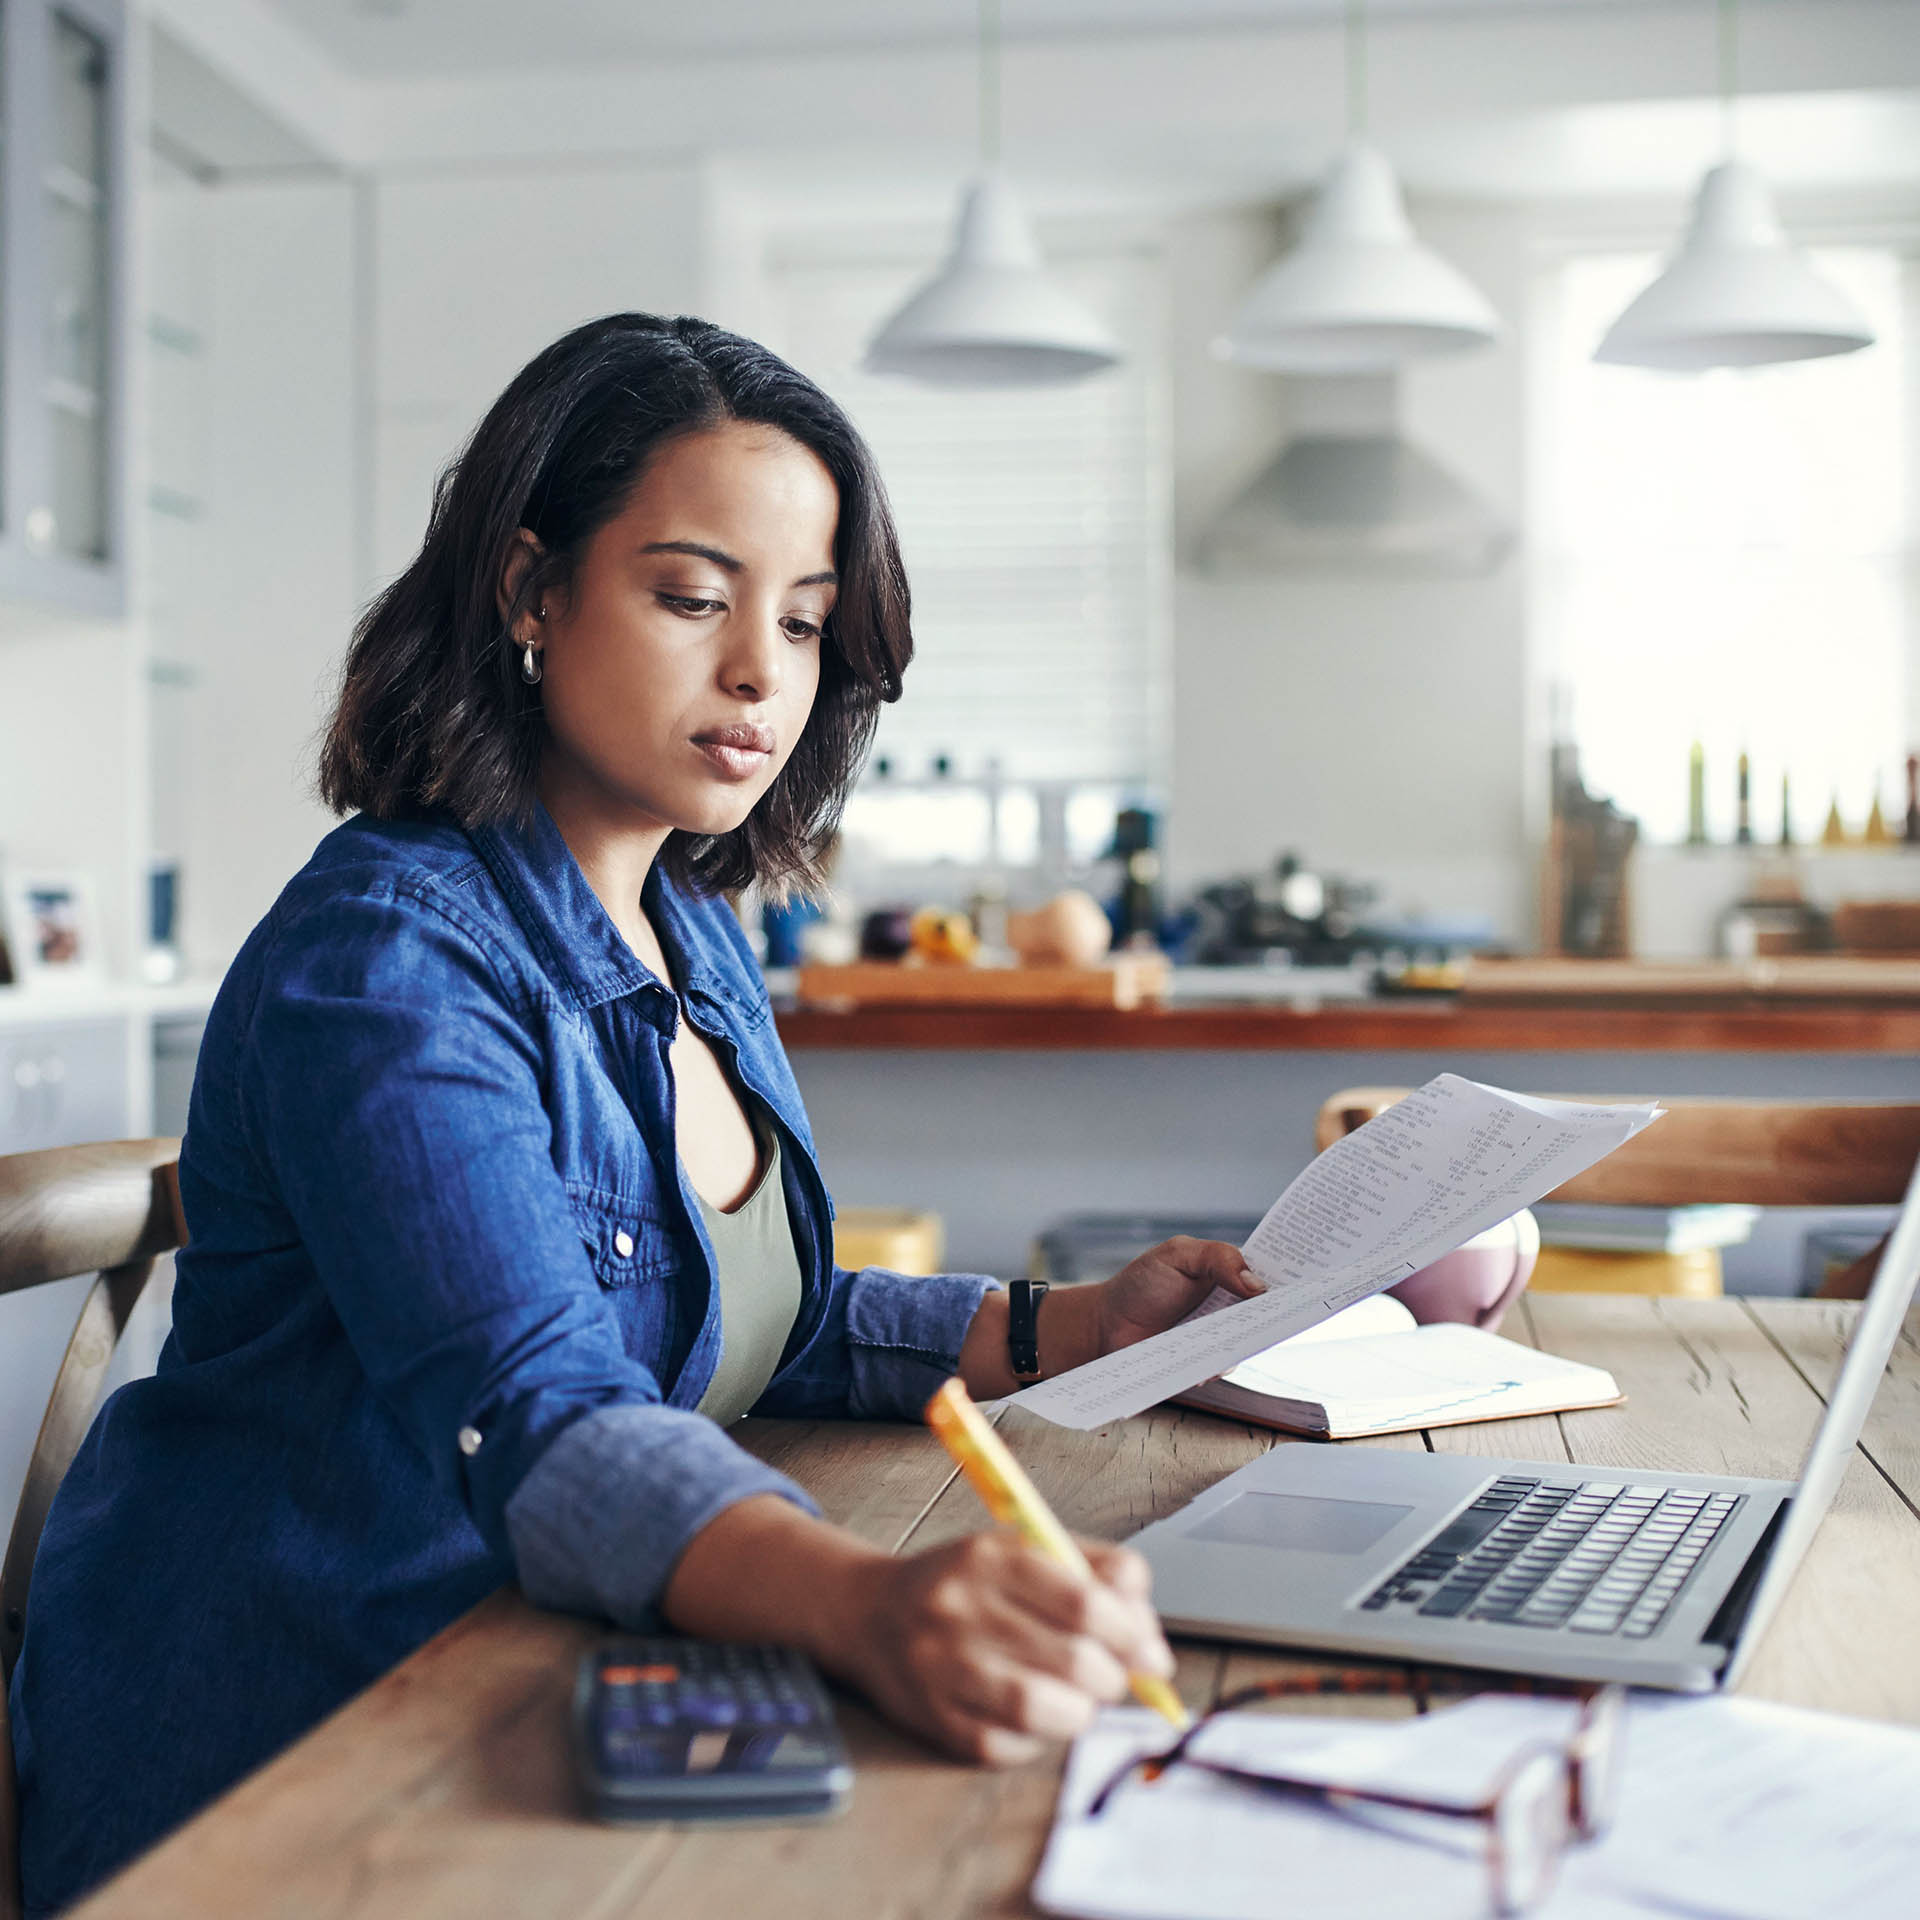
[1008,1279,1050,1384]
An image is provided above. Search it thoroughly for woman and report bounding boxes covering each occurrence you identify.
[9,314,1258,1913]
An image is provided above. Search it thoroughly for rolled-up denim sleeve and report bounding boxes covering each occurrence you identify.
[504,1405,818,1625]
[244,879,813,1621]
[755,1263,999,1421]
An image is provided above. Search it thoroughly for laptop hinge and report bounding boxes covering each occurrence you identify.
[1702,1500,1790,1651]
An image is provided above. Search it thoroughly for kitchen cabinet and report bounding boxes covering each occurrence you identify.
[0,1014,126,1152]
[0,0,128,615]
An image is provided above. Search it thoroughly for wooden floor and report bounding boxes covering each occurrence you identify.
[71,1296,1920,1920]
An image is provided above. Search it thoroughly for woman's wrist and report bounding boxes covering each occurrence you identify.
[660,1493,890,1674]
[956,1281,1108,1398]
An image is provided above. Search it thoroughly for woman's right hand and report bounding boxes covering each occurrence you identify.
[818,1530,1176,1765]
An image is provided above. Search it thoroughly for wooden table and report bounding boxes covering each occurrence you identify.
[75,1295,1920,1920]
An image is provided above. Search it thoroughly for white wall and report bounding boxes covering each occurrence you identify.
[370,161,707,592]
[0,618,145,977]
[1164,201,1534,939]
[158,178,356,969]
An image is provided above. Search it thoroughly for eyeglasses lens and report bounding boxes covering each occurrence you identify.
[1570,1687,1626,1839]
[1492,1749,1570,1915]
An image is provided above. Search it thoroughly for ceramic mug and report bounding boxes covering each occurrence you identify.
[1389,1209,1542,1332]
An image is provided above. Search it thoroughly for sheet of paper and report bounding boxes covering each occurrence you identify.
[1016,1075,1662,1430]
[1032,1708,1668,1920]
[1275,1692,1920,1920]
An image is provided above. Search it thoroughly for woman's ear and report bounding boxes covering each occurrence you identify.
[497,528,546,641]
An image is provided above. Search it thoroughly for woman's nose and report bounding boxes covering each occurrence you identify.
[722,607,785,699]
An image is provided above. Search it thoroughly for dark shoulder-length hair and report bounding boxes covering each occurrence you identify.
[319,313,911,897]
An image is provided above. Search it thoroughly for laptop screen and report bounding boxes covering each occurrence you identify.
[1723,1143,1920,1687]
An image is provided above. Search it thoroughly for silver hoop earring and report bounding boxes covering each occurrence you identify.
[521,643,542,685]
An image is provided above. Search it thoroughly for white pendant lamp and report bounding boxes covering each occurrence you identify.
[1594,1,1873,372]
[863,0,1120,388]
[1216,142,1501,373]
[1215,0,1498,374]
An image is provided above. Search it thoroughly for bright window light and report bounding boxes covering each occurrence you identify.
[1534,248,1906,846]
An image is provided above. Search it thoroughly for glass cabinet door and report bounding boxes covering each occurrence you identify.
[44,8,109,562]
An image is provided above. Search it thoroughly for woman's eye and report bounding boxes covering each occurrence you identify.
[781,616,823,642]
[659,593,726,616]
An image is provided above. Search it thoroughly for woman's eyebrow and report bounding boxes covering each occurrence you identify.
[639,539,742,572]
[638,541,836,590]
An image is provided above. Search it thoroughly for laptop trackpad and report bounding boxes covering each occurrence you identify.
[1190,1491,1414,1555]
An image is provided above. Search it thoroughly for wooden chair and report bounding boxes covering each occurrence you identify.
[1314,1090,1920,1295]
[0,1141,184,1920]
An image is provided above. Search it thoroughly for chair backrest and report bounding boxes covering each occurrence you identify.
[1313,1089,1920,1207]
[0,1139,182,1920]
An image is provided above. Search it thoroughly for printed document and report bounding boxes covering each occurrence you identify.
[1016,1075,1663,1431]
[1035,1694,1920,1920]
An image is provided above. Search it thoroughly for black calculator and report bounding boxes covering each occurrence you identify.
[572,1637,852,1824]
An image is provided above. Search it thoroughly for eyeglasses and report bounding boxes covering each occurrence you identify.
[1087,1671,1626,1918]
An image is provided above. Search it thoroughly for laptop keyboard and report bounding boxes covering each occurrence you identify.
[1360,1476,1743,1640]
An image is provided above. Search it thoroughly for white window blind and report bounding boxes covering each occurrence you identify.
[1534,247,1908,845]
[768,245,1169,792]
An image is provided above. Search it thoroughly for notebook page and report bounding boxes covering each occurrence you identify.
[1217,1324,1618,1428]
[1015,1076,1661,1431]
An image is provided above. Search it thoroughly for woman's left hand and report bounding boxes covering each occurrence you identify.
[1092,1237,1266,1356]
[958,1236,1267,1399]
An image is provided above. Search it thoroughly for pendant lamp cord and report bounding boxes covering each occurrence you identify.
[1717,0,1738,158]
[980,0,1001,172]
[1345,0,1368,139]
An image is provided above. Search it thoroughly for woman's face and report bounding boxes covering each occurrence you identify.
[529,421,838,843]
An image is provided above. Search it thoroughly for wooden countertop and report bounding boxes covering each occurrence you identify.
[776,999,1920,1052]
[72,1295,1920,1920]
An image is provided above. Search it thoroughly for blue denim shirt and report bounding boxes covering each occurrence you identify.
[9,806,994,1915]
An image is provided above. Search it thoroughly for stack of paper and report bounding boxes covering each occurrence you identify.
[1034,1694,1920,1920]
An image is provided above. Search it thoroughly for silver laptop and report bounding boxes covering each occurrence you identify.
[1133,1148,1920,1692]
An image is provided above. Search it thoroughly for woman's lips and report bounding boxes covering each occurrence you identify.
[693,723,775,781]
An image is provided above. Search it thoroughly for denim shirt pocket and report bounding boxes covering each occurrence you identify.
[686,977,770,1037]
[565,1185,679,1291]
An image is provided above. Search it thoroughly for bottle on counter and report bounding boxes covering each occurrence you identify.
[1686,739,1708,846]
[1864,781,1895,848]
[1821,792,1850,847]
[1905,754,1920,846]
[1778,772,1794,847]
[1735,751,1753,845]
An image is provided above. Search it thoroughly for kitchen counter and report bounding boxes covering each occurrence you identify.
[776,998,1920,1053]
[776,972,1919,1274]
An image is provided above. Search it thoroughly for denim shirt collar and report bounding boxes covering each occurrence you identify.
[467,805,747,1020]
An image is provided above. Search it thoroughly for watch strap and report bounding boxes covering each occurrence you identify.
[1008,1279,1050,1382]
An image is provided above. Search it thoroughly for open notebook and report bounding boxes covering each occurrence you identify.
[1174,1294,1622,1440]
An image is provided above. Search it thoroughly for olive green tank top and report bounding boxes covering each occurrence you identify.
[691,1117,805,1426]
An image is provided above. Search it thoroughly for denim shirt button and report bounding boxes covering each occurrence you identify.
[457,1425,483,1456]
[613,1229,635,1259]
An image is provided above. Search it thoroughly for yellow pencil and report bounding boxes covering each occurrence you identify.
[924,1378,1190,1730]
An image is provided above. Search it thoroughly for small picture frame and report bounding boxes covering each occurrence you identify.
[1,869,105,990]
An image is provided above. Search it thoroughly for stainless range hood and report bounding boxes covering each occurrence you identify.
[1195,374,1513,577]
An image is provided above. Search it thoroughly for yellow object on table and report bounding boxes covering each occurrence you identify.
[832,1206,945,1276]
[1530,1246,1724,1298]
